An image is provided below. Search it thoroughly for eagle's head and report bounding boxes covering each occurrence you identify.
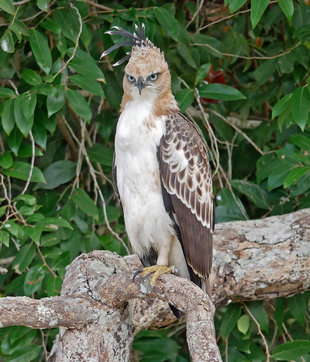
[124,44,170,99]
[101,24,171,100]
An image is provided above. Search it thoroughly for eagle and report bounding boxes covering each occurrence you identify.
[101,24,214,296]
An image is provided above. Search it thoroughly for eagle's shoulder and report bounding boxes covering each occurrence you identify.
[159,113,214,231]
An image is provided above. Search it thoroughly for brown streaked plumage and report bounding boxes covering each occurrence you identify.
[102,24,214,298]
[159,114,214,279]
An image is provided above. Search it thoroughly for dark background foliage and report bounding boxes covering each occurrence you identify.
[0,0,309,360]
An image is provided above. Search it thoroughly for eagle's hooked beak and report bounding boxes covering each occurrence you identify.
[136,76,145,95]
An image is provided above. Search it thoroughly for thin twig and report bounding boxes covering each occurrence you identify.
[243,303,270,362]
[281,322,306,362]
[13,0,30,5]
[8,80,19,95]
[21,131,35,195]
[53,3,83,80]
[197,0,277,32]
[40,330,48,361]
[0,256,15,265]
[210,109,265,155]
[36,245,57,278]
[85,0,113,11]
[194,88,221,176]
[225,337,228,362]
[192,41,301,61]
[186,0,204,29]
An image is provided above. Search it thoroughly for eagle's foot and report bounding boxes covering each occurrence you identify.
[140,265,176,287]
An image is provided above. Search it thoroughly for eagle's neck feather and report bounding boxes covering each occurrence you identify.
[121,89,178,117]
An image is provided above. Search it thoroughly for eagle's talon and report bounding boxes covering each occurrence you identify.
[139,265,176,287]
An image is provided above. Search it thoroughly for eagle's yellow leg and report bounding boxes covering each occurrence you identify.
[140,265,176,286]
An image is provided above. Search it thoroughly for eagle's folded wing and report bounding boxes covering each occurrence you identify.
[158,113,214,277]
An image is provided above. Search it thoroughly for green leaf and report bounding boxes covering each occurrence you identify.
[37,160,76,190]
[67,89,92,122]
[24,265,45,295]
[290,86,310,131]
[21,93,37,121]
[290,134,310,150]
[46,86,65,117]
[287,294,307,326]
[216,188,248,222]
[253,59,277,85]
[71,188,99,219]
[103,70,122,108]
[278,0,294,20]
[21,68,42,86]
[175,88,195,113]
[0,0,15,14]
[0,151,13,168]
[267,159,296,191]
[283,167,309,188]
[4,220,23,238]
[14,194,36,206]
[219,303,241,338]
[9,20,29,41]
[153,7,180,39]
[272,94,292,119]
[70,75,104,96]
[87,145,113,167]
[9,345,41,362]
[193,33,225,58]
[46,275,62,296]
[195,63,212,85]
[0,29,15,53]
[14,95,34,136]
[177,43,196,69]
[29,28,52,74]
[231,180,270,209]
[3,161,46,183]
[7,127,23,155]
[14,243,36,273]
[0,205,7,218]
[68,48,105,81]
[246,302,269,332]
[41,233,59,247]
[198,83,246,101]
[2,99,15,135]
[53,7,81,43]
[229,0,247,13]
[37,0,49,11]
[133,337,180,361]
[274,298,284,332]
[0,230,10,247]
[36,217,73,230]
[237,314,250,334]
[272,340,310,360]
[0,86,15,97]
[251,0,269,28]
[25,226,42,244]
[32,121,47,149]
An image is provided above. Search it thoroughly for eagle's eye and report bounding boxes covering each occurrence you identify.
[148,73,158,82]
[127,74,135,83]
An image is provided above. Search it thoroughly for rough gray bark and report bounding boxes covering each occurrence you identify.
[212,207,310,305]
[0,208,309,361]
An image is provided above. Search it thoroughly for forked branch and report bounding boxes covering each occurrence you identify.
[0,208,309,361]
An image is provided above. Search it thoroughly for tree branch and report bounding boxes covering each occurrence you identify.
[0,208,309,361]
[212,207,310,305]
[0,296,101,329]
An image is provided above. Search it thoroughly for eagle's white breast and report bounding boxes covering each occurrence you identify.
[115,95,174,257]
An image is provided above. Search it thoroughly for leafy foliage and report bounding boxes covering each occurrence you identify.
[0,0,309,361]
